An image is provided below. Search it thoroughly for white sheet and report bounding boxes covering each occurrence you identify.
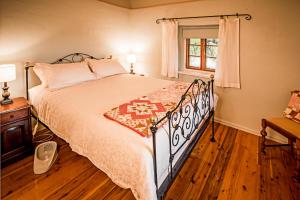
[29,74,217,200]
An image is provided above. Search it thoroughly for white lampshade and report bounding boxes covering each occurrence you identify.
[127,54,137,64]
[0,64,16,82]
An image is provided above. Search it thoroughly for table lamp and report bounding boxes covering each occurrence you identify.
[127,54,137,74]
[0,64,16,105]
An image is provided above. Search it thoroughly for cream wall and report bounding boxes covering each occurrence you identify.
[1,0,299,141]
[0,0,130,97]
[129,0,300,141]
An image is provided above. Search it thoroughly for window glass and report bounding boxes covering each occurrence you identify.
[206,39,219,69]
[189,45,200,56]
[186,38,218,71]
[190,38,200,45]
[189,56,201,67]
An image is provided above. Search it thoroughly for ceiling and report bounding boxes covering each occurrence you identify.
[98,0,204,9]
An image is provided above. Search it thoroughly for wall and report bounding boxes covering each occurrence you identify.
[1,0,299,142]
[129,0,300,141]
[0,0,130,97]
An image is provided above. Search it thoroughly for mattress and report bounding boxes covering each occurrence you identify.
[29,74,218,200]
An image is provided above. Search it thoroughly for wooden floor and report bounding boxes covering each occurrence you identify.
[1,123,299,200]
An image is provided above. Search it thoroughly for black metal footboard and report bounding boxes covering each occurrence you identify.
[150,75,215,199]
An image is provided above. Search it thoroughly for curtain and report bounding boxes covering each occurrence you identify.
[215,18,240,88]
[161,20,179,78]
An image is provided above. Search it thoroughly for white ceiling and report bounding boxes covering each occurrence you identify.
[98,0,204,9]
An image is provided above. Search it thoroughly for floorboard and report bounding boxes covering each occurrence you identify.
[1,123,299,200]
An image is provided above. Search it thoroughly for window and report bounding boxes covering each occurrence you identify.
[186,38,219,71]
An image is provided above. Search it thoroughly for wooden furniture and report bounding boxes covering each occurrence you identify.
[1,97,33,167]
[261,117,300,181]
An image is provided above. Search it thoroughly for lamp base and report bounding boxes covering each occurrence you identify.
[130,64,135,74]
[1,98,13,105]
[1,82,13,105]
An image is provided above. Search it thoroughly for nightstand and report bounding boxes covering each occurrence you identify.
[0,97,33,167]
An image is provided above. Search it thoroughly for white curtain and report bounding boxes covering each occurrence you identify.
[215,18,240,88]
[161,20,179,78]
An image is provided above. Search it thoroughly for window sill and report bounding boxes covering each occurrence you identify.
[178,69,214,79]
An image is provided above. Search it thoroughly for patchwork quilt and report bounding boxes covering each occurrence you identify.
[104,82,190,137]
[284,90,300,123]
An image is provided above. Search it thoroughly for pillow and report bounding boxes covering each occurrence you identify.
[283,90,300,123]
[85,58,127,79]
[33,61,96,90]
[33,64,48,87]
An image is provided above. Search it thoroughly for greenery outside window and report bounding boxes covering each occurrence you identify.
[186,38,218,71]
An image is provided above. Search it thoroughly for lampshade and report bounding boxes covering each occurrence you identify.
[0,64,16,82]
[127,54,137,64]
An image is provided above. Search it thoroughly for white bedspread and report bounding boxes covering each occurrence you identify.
[29,74,217,200]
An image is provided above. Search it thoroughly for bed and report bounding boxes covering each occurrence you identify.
[25,53,217,200]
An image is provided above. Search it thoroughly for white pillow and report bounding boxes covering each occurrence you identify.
[86,58,127,79]
[33,62,96,90]
[33,64,48,87]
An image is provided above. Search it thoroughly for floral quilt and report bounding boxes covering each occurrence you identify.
[104,82,190,137]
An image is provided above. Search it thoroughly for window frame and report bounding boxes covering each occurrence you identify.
[186,38,216,72]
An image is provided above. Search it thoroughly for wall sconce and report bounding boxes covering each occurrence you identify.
[0,64,16,105]
[127,54,137,74]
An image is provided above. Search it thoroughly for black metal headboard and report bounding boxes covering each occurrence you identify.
[25,53,111,99]
[51,53,103,64]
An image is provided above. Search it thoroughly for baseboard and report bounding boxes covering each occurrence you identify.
[214,117,287,144]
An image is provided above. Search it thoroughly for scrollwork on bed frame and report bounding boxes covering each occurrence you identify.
[51,52,111,64]
[24,53,111,100]
[150,76,215,199]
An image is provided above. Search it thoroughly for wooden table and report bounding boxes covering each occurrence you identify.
[261,117,300,181]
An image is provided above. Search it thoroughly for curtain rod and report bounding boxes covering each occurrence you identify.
[155,13,252,24]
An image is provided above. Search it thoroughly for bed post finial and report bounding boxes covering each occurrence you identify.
[25,62,31,100]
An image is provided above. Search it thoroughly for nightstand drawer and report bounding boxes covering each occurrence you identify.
[1,108,29,124]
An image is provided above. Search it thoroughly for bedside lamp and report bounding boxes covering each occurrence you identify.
[0,64,16,105]
[127,54,137,74]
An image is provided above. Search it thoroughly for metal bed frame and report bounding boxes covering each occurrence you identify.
[150,76,215,199]
[25,53,215,199]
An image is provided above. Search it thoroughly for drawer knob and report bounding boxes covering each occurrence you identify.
[7,127,18,132]
[10,114,14,118]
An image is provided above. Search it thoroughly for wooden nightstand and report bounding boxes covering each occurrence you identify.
[0,97,33,167]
